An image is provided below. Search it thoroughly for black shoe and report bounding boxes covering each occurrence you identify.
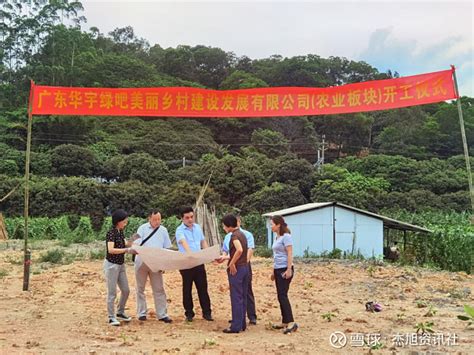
[223,328,239,333]
[283,323,298,334]
[138,316,147,321]
[249,319,257,325]
[108,318,120,326]
[116,313,132,322]
[159,316,173,323]
[203,315,214,321]
[185,316,193,322]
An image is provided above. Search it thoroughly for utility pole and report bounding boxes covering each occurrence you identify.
[315,134,326,173]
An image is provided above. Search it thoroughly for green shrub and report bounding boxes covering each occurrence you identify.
[254,245,272,258]
[241,213,267,246]
[40,248,65,264]
[67,214,81,230]
[72,217,95,243]
[326,248,342,259]
[162,215,181,238]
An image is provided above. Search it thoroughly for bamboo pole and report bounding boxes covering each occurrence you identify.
[451,66,474,214]
[23,81,34,291]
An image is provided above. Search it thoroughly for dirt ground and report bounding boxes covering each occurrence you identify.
[0,241,472,354]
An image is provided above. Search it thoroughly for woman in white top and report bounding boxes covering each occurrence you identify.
[270,215,298,334]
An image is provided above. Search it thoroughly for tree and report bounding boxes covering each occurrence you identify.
[251,129,289,157]
[242,182,306,213]
[119,153,169,184]
[192,45,234,88]
[269,156,314,199]
[179,154,265,206]
[51,144,97,177]
[107,26,149,56]
[154,181,221,217]
[0,1,85,109]
[105,180,155,216]
[29,176,105,217]
[312,113,373,157]
[311,165,390,211]
[0,159,19,176]
[219,70,268,90]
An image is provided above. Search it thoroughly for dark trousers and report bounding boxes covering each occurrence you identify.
[274,266,294,324]
[247,262,257,321]
[179,264,212,318]
[228,264,249,332]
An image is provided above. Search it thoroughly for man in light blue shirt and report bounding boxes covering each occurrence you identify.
[222,215,257,325]
[133,210,173,323]
[175,206,213,322]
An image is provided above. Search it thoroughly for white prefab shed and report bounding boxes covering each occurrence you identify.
[263,202,431,258]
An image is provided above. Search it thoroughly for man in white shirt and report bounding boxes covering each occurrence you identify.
[134,210,173,323]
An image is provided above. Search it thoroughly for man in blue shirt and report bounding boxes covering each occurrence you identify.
[133,210,173,323]
[221,215,257,325]
[175,206,213,322]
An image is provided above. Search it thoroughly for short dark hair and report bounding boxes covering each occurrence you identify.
[179,206,194,217]
[222,214,238,228]
[149,209,161,216]
[112,209,128,226]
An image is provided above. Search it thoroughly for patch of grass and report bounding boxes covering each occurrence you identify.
[0,268,8,278]
[322,312,336,322]
[89,248,105,260]
[74,250,86,260]
[303,247,318,258]
[5,255,22,265]
[396,313,406,323]
[63,254,74,264]
[365,340,384,350]
[39,248,65,264]
[367,265,376,277]
[202,338,217,348]
[424,305,437,317]
[59,237,73,248]
[415,321,435,334]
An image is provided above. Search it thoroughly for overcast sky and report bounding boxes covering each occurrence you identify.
[81,0,473,96]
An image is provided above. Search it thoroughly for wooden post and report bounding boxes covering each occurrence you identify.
[0,213,8,240]
[23,80,34,291]
[403,230,407,251]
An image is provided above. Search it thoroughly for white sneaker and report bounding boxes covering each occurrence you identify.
[116,313,132,322]
[109,318,120,326]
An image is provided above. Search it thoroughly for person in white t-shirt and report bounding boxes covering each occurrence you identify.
[133,209,173,323]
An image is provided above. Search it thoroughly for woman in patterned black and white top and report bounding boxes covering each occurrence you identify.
[103,209,137,326]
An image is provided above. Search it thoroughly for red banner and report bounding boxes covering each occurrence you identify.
[30,69,456,117]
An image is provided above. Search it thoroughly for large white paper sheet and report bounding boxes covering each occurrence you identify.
[133,244,221,271]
